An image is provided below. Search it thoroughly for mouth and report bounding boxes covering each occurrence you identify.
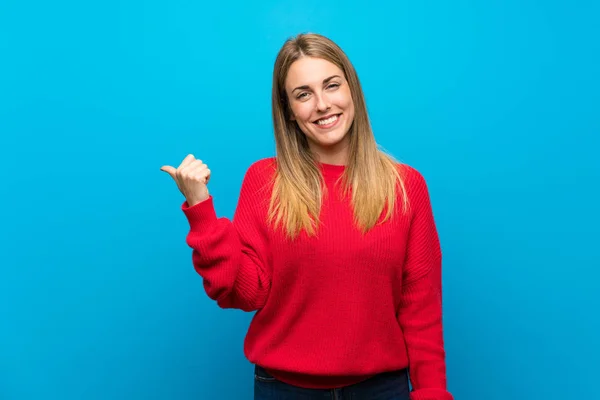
[312,113,341,129]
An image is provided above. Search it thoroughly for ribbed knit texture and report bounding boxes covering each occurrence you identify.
[181,157,452,400]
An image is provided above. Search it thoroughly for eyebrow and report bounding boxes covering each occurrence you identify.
[292,75,341,93]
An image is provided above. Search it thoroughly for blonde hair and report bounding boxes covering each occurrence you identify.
[268,33,409,240]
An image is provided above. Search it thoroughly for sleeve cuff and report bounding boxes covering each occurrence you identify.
[410,388,454,400]
[181,196,217,231]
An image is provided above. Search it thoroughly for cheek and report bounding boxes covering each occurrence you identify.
[340,93,355,122]
[292,103,314,123]
[336,89,354,110]
[347,100,355,116]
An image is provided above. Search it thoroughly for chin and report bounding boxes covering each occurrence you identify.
[310,133,348,149]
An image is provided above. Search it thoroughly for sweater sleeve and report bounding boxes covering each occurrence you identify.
[397,168,453,400]
[180,162,272,312]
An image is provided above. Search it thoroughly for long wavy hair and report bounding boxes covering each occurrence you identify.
[268,33,409,240]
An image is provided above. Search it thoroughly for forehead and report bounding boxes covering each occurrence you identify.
[285,57,344,89]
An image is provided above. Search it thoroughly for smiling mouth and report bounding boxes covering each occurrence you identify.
[313,114,341,128]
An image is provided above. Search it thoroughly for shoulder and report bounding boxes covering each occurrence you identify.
[239,157,277,197]
[394,162,435,213]
[395,162,428,190]
[245,157,277,180]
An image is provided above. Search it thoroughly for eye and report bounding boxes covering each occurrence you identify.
[296,92,309,100]
[327,83,340,90]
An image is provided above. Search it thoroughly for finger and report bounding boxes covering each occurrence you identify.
[160,165,177,179]
[186,162,210,182]
[197,168,211,184]
[188,160,208,173]
[181,159,206,176]
[179,154,196,169]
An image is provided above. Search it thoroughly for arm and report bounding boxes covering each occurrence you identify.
[397,168,453,400]
[181,162,272,312]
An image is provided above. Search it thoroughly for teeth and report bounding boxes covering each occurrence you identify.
[317,115,338,125]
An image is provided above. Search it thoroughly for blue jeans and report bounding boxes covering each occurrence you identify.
[254,365,410,400]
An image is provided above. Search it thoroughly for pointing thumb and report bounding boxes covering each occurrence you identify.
[160,165,177,179]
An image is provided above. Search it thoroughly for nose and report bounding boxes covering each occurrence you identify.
[315,92,331,113]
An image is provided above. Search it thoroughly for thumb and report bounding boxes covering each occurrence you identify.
[160,165,177,179]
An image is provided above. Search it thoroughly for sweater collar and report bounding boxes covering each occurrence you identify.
[318,162,346,178]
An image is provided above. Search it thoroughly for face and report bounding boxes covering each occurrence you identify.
[284,57,355,164]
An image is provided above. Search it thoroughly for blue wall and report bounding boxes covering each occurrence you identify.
[1,1,598,399]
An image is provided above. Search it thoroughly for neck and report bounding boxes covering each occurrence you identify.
[310,141,349,166]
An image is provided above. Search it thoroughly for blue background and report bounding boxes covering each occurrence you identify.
[1,0,598,399]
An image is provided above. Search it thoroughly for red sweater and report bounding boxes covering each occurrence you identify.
[181,158,453,400]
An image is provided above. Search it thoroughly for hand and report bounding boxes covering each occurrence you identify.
[161,154,211,207]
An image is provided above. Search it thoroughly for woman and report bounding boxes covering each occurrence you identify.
[161,33,453,400]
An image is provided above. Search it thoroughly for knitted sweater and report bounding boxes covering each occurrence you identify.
[181,157,452,400]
